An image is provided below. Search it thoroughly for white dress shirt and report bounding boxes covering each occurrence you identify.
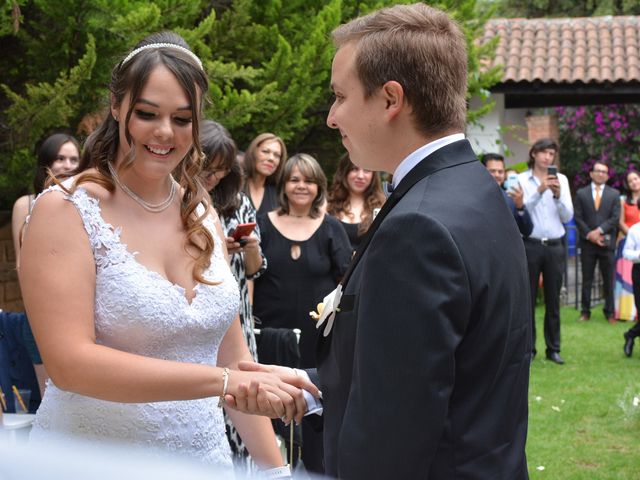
[518,169,574,239]
[392,133,466,189]
[623,222,640,262]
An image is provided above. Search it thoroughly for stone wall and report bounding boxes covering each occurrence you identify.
[0,211,23,312]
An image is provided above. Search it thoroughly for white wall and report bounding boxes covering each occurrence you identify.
[466,94,531,168]
[466,94,504,156]
[502,107,530,167]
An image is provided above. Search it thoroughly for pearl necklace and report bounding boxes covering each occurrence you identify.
[108,162,177,213]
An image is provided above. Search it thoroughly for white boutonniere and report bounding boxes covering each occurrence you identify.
[309,284,343,337]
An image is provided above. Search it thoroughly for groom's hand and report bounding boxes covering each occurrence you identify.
[224,361,320,424]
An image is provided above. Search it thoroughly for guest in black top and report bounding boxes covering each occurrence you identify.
[243,133,287,215]
[327,153,385,250]
[254,153,352,368]
[253,153,351,473]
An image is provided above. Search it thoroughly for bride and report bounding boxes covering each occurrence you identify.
[17,32,315,476]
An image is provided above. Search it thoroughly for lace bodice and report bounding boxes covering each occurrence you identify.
[30,184,239,468]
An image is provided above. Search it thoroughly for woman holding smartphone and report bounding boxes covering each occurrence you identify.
[198,120,269,471]
[199,120,265,361]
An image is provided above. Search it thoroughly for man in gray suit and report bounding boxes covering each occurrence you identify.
[574,161,620,323]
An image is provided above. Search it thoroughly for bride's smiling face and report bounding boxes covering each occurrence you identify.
[111,64,197,179]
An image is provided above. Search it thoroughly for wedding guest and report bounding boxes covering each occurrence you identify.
[574,162,620,323]
[481,153,533,237]
[327,153,385,250]
[615,170,640,322]
[253,153,352,473]
[198,119,267,470]
[18,31,315,475]
[243,133,287,215]
[11,132,81,396]
[199,120,265,361]
[518,138,574,364]
[12,133,81,265]
[622,220,640,356]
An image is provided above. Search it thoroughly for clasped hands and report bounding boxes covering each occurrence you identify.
[586,228,606,246]
[224,361,319,425]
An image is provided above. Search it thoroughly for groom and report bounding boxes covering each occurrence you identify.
[231,4,531,478]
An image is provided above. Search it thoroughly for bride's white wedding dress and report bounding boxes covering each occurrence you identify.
[29,184,239,469]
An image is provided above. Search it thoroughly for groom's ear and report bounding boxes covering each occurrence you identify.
[381,81,404,121]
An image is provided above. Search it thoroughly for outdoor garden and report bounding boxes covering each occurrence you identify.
[2,1,640,477]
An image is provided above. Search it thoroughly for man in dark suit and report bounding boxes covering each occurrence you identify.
[228,4,531,479]
[482,153,533,237]
[574,162,620,323]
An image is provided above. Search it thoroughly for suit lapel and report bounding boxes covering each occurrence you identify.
[339,139,478,291]
[316,139,478,358]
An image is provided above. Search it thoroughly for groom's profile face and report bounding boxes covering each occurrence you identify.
[327,42,386,172]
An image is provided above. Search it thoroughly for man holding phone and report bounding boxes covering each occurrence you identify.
[518,138,574,364]
[481,153,533,237]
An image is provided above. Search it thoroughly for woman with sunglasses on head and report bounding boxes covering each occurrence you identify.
[243,133,287,216]
[18,31,315,476]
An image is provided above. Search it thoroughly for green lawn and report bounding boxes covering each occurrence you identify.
[527,306,639,479]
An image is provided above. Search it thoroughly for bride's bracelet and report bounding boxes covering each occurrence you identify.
[217,367,230,408]
[258,465,291,479]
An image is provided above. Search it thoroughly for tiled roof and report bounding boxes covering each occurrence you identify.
[482,16,640,83]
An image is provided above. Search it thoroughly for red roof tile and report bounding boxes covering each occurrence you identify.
[482,16,640,83]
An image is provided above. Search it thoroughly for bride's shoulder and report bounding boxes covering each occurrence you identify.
[38,169,112,203]
[71,168,113,202]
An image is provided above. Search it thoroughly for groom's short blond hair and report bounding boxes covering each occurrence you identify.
[332,3,468,136]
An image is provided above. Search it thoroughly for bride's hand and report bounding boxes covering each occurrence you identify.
[224,362,320,424]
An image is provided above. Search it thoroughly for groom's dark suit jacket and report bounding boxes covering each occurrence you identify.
[315,140,531,479]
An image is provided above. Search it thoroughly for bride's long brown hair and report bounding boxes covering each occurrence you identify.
[61,32,214,284]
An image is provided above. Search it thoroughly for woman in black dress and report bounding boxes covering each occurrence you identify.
[253,153,351,474]
[243,133,287,216]
[327,153,385,251]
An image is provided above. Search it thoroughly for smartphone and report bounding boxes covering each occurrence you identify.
[231,222,256,241]
[504,173,519,192]
[547,165,558,177]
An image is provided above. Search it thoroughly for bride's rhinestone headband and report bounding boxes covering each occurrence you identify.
[121,43,203,70]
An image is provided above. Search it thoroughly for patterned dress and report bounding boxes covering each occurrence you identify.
[218,192,267,469]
